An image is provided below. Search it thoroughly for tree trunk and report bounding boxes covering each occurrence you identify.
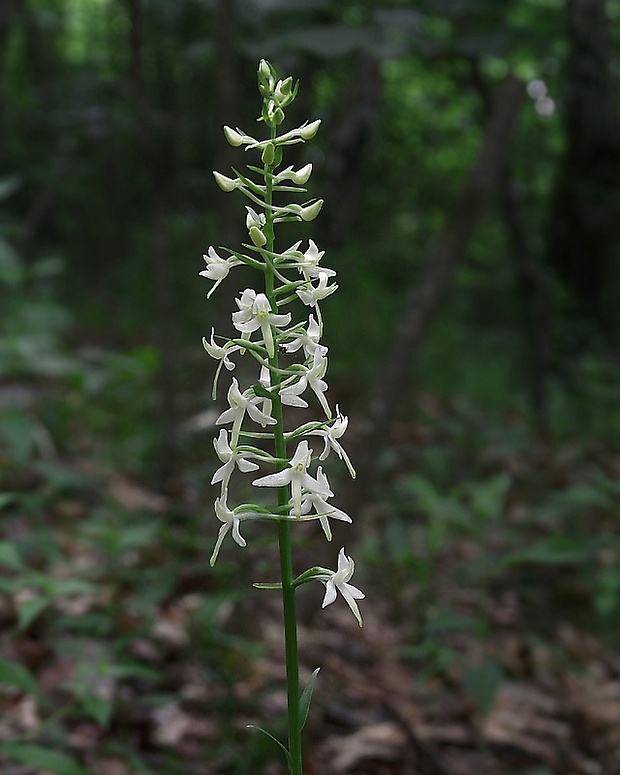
[124,0,178,494]
[346,74,526,513]
[547,0,620,330]
[214,0,242,246]
[0,1,24,170]
[322,52,382,245]
[468,57,551,432]
[499,170,551,434]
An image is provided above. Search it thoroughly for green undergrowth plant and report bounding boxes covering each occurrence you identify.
[365,398,620,705]
[201,60,363,774]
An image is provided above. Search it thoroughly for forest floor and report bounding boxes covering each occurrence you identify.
[0,387,619,775]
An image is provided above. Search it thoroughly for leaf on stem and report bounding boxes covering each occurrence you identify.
[252,582,283,590]
[246,724,292,770]
[300,667,320,729]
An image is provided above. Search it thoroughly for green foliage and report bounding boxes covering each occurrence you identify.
[0,1,618,770]
[463,658,504,717]
[0,743,90,775]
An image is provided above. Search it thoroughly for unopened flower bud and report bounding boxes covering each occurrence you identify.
[261,143,275,166]
[223,126,244,147]
[300,119,321,140]
[213,171,238,192]
[275,77,294,106]
[300,199,324,222]
[291,163,312,185]
[276,77,293,97]
[249,226,267,247]
[258,59,273,85]
[269,106,285,126]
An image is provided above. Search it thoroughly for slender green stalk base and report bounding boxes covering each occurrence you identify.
[278,520,302,775]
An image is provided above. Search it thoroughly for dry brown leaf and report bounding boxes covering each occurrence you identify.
[152,594,202,647]
[151,703,193,746]
[482,681,569,764]
[321,722,407,772]
[92,758,132,775]
[109,476,169,512]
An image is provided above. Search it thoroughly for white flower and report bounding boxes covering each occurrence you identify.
[210,496,258,566]
[258,365,273,420]
[279,376,308,409]
[245,206,265,231]
[199,247,241,298]
[232,288,292,358]
[297,271,338,307]
[211,429,261,492]
[282,314,328,359]
[216,378,276,444]
[298,240,335,280]
[202,329,241,398]
[280,351,331,418]
[299,467,352,541]
[307,407,355,478]
[202,329,238,371]
[252,440,331,517]
[317,548,364,626]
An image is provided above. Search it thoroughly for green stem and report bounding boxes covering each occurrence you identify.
[264,127,303,775]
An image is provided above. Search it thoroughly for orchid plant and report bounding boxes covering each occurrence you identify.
[202,59,363,775]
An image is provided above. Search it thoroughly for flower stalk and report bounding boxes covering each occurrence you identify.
[202,59,363,775]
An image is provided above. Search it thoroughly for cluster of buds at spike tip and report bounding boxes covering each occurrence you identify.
[201,59,364,627]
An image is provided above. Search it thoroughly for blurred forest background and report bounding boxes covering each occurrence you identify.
[1,0,620,773]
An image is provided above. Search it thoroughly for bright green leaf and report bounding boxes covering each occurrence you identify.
[464,659,503,718]
[17,596,50,630]
[0,743,91,775]
[0,541,23,570]
[246,724,291,770]
[502,535,593,566]
[0,659,38,695]
[79,693,114,727]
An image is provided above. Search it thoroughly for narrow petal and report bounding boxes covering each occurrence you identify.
[246,403,277,426]
[252,470,292,488]
[321,580,337,607]
[209,523,230,566]
[216,407,238,425]
[237,458,260,473]
[339,587,364,626]
[318,516,332,541]
[300,472,332,498]
[231,518,247,547]
[211,459,234,485]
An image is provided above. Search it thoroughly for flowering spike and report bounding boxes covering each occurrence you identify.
[201,59,362,772]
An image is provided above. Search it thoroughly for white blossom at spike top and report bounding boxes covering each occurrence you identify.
[200,58,363,628]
